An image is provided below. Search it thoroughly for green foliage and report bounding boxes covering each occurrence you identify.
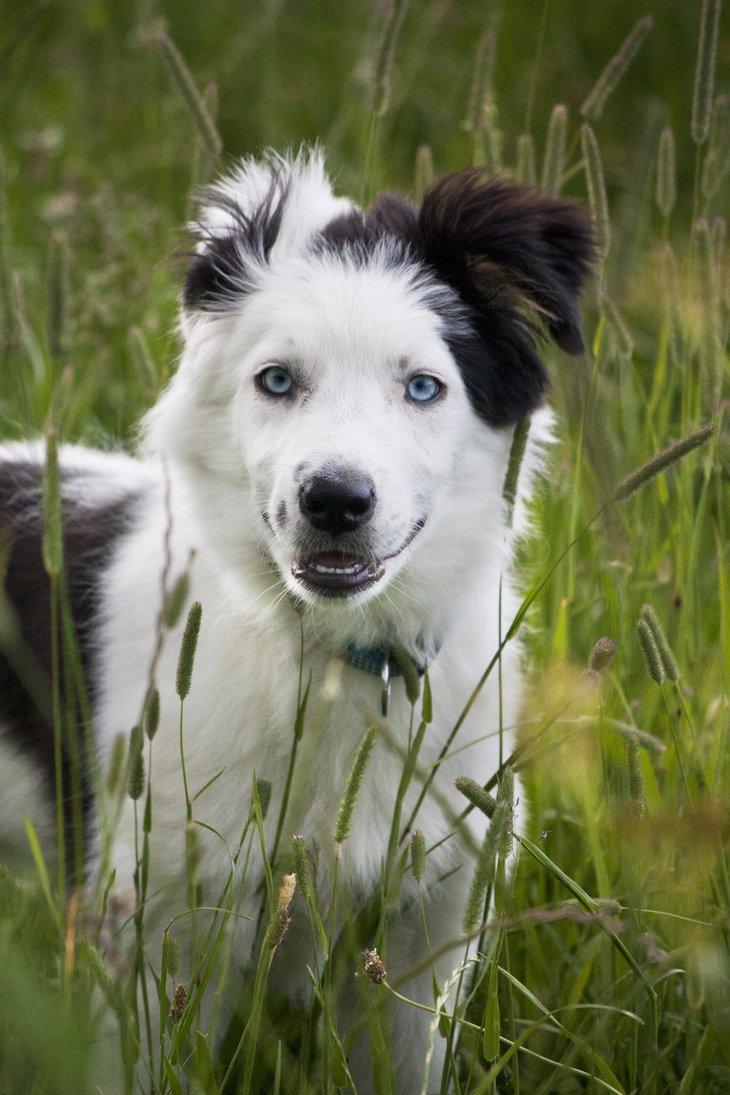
[0,1,727,1092]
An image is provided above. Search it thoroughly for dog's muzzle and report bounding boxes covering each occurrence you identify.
[298,472,376,537]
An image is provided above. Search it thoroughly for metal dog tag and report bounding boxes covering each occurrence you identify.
[380,652,392,717]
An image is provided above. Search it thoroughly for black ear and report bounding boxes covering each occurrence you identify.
[419,168,594,426]
[183,181,288,313]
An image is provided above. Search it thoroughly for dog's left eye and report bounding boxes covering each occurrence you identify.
[258,365,294,396]
[405,374,442,404]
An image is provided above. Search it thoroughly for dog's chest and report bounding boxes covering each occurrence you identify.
[182,642,425,880]
[97,537,512,908]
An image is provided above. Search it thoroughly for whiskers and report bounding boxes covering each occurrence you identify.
[239,574,289,616]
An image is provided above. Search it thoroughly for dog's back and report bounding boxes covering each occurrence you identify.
[0,444,147,865]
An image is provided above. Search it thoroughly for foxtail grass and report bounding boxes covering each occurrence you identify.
[656,127,677,220]
[150,30,223,158]
[627,735,646,820]
[640,604,680,682]
[614,420,717,500]
[541,105,567,194]
[503,415,530,523]
[581,124,611,261]
[413,144,434,201]
[0,9,727,1092]
[588,636,618,673]
[515,132,536,186]
[580,15,653,121]
[361,0,412,200]
[334,726,378,850]
[691,0,721,145]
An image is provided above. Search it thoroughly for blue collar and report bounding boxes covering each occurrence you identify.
[345,643,429,716]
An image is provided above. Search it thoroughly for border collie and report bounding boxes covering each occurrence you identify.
[0,148,592,1091]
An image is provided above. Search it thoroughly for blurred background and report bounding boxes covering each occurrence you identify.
[0,0,725,441]
[0,4,728,1091]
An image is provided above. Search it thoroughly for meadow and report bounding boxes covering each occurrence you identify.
[0,0,728,1091]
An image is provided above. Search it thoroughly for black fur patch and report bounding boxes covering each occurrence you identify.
[183,177,289,312]
[182,163,593,427]
[315,194,422,263]
[315,172,594,427]
[418,169,594,425]
[0,458,141,873]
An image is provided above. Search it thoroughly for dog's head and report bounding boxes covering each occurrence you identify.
[147,150,592,624]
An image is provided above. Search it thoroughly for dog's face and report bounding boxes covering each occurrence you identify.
[227,255,473,604]
[148,151,592,615]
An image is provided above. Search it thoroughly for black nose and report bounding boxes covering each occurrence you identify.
[299,473,376,537]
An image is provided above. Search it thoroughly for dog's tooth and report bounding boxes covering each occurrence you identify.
[304,558,372,578]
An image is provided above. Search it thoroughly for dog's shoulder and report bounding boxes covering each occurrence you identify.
[0,442,152,835]
[0,443,151,609]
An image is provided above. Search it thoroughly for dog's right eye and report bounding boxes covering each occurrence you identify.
[257,365,294,397]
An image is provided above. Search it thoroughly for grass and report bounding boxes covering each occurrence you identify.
[0,1,728,1092]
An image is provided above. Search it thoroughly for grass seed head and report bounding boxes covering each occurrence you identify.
[128,723,143,755]
[656,127,677,218]
[163,930,180,979]
[503,415,530,522]
[581,123,611,259]
[641,603,680,682]
[463,27,496,136]
[185,822,200,877]
[257,778,272,819]
[392,645,421,705]
[41,428,62,577]
[414,144,434,201]
[497,767,515,857]
[369,0,411,120]
[410,829,425,885]
[614,421,716,501]
[636,618,665,684]
[292,836,313,902]
[462,799,511,935]
[127,746,145,800]
[702,95,728,200]
[516,132,536,185]
[151,31,223,157]
[164,570,191,629]
[692,0,721,144]
[362,947,387,984]
[455,776,497,818]
[265,909,292,951]
[170,982,187,1021]
[176,601,202,700]
[144,687,160,740]
[334,726,377,849]
[628,734,646,821]
[542,104,567,193]
[264,872,298,951]
[106,732,127,795]
[588,636,618,673]
[580,15,653,121]
[278,872,297,912]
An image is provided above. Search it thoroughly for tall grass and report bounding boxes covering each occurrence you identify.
[0,1,727,1093]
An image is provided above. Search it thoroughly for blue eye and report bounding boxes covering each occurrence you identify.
[405,374,442,404]
[258,365,294,396]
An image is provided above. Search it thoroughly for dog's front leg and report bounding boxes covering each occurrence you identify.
[345,868,473,1095]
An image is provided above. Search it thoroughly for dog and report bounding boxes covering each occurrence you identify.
[0,148,592,1091]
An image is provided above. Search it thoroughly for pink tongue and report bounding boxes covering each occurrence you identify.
[308,552,366,568]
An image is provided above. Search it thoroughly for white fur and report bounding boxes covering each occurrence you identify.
[5,152,555,1092]
[0,727,55,858]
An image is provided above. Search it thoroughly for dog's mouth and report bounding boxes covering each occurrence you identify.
[290,518,427,598]
[292,552,384,595]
